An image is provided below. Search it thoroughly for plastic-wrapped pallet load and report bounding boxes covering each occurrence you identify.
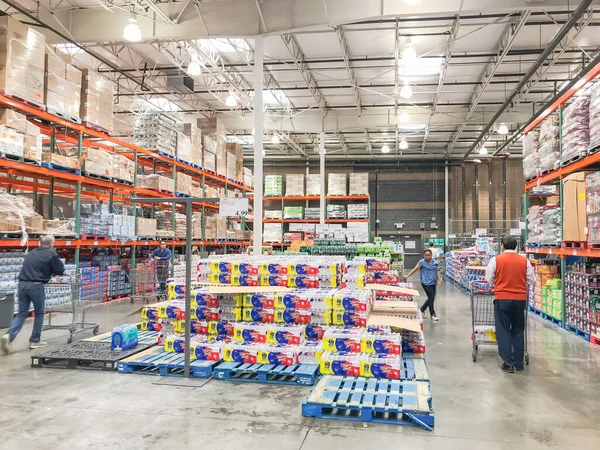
[176,132,192,163]
[328,173,347,196]
[136,174,174,193]
[562,97,590,165]
[285,174,305,196]
[264,210,283,219]
[203,149,216,173]
[81,69,114,133]
[541,206,562,246]
[41,152,79,170]
[135,217,157,238]
[522,130,539,181]
[526,206,543,245]
[0,16,46,107]
[176,172,192,196]
[283,206,304,220]
[306,174,321,196]
[349,173,369,195]
[264,223,283,242]
[44,48,82,121]
[587,172,600,244]
[243,167,253,187]
[82,148,112,178]
[589,82,600,151]
[181,123,202,167]
[0,109,41,162]
[327,204,346,219]
[133,113,178,155]
[538,114,560,173]
[226,143,243,182]
[112,153,135,183]
[156,211,186,239]
[304,207,320,220]
[347,203,369,219]
[264,175,283,196]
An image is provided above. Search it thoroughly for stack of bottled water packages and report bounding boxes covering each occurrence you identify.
[45,264,76,309]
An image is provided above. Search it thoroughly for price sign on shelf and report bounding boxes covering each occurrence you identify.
[219,198,249,218]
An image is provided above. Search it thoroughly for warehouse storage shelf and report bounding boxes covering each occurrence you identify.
[242,219,370,224]
[0,239,251,248]
[261,195,370,201]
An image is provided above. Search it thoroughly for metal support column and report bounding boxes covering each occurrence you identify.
[473,163,479,229]
[319,132,325,225]
[74,132,83,273]
[253,36,264,253]
[502,158,507,221]
[461,165,467,233]
[445,163,449,246]
[184,200,193,376]
[488,160,493,228]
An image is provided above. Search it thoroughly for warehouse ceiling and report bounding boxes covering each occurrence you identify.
[5,0,600,162]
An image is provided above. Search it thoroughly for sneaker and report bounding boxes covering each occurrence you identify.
[432,315,440,322]
[514,365,524,371]
[0,334,10,355]
[501,363,515,374]
[421,312,428,319]
[29,341,48,350]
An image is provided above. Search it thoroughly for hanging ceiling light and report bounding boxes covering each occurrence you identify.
[225,93,237,107]
[479,145,488,155]
[400,81,413,99]
[497,123,509,135]
[399,138,409,150]
[186,57,201,76]
[401,38,417,64]
[399,109,410,122]
[123,17,141,42]
[381,144,391,154]
[271,134,280,145]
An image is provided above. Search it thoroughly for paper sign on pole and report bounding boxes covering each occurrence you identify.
[510,228,521,236]
[475,228,487,236]
[219,198,249,218]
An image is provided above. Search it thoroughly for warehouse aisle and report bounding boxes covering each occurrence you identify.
[1,285,599,450]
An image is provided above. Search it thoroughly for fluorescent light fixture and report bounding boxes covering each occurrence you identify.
[225,93,238,107]
[400,82,413,99]
[381,144,391,154]
[399,110,410,122]
[187,58,201,76]
[497,123,509,135]
[479,146,488,155]
[402,39,417,64]
[271,134,280,145]
[399,139,408,150]
[399,57,444,77]
[123,18,141,42]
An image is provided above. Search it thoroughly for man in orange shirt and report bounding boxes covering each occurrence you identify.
[485,236,536,373]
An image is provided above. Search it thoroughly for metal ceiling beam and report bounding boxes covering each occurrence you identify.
[421,16,460,155]
[336,26,361,116]
[446,10,530,156]
[463,0,593,160]
[394,20,400,117]
[281,34,328,117]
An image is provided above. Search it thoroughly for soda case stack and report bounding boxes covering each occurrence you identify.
[564,262,600,334]
[133,113,178,155]
[532,264,558,312]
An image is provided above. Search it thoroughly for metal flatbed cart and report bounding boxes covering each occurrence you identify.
[42,275,102,344]
[470,281,530,365]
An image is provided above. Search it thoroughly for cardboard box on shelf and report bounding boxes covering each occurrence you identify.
[112,154,135,183]
[176,132,192,163]
[25,215,44,233]
[0,109,27,133]
[190,186,203,198]
[563,172,594,242]
[135,217,157,238]
[306,174,321,196]
[44,48,82,120]
[0,16,46,106]
[181,123,202,167]
[285,174,305,196]
[41,152,79,169]
[0,125,24,158]
[216,145,227,177]
[80,69,113,132]
[136,174,174,193]
[82,148,112,178]
[328,173,347,196]
[204,150,216,173]
[216,216,228,239]
[204,215,217,240]
[243,167,253,187]
[226,152,237,181]
[176,172,192,195]
[226,143,243,182]
[349,173,369,195]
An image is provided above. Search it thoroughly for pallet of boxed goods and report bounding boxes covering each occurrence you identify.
[136,174,175,194]
[44,48,82,124]
[81,69,113,134]
[0,109,42,163]
[349,173,369,195]
[328,173,347,196]
[118,346,219,378]
[41,153,80,174]
[286,174,305,196]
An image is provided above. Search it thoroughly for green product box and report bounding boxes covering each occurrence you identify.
[283,206,303,220]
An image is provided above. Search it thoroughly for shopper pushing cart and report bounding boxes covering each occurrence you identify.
[485,235,535,374]
[150,241,171,294]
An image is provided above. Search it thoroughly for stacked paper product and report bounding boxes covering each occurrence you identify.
[328,173,347,196]
[304,207,321,220]
[44,48,82,121]
[286,174,305,196]
[265,210,283,219]
[589,82,600,151]
[0,17,46,106]
[562,97,590,164]
[133,113,178,154]
[347,203,369,219]
[306,174,321,196]
[264,223,283,242]
[265,175,284,196]
[522,130,540,181]
[349,173,369,195]
[81,69,114,133]
[538,114,560,173]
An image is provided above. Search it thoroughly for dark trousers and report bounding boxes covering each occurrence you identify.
[7,282,45,343]
[494,300,526,367]
[421,284,436,316]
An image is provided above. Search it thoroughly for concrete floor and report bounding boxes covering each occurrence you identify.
[1,283,599,450]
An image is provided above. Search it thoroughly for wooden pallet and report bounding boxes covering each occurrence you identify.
[302,376,434,430]
[117,346,217,378]
[82,121,111,135]
[562,241,587,249]
[0,89,46,111]
[213,361,319,386]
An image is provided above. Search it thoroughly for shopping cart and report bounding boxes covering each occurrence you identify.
[470,282,529,365]
[129,259,171,304]
[42,275,103,344]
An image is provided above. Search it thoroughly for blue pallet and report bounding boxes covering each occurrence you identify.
[213,361,319,386]
[175,192,192,198]
[41,162,81,175]
[565,323,591,342]
[528,305,543,316]
[302,376,434,431]
[540,312,563,328]
[117,346,218,378]
[46,106,82,124]
[401,358,429,381]
[157,150,176,160]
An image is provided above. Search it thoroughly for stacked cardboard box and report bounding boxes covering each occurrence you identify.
[0,16,45,106]
[82,148,112,178]
[192,212,203,238]
[198,118,226,176]
[135,217,157,238]
[176,172,192,196]
[181,123,202,167]
[203,150,216,173]
[176,132,191,162]
[226,143,243,182]
[0,109,41,162]
[42,153,79,169]
[81,69,113,133]
[563,172,593,242]
[533,264,558,311]
[349,173,369,196]
[286,174,305,196]
[265,175,283,196]
[156,211,186,239]
[112,153,135,183]
[133,113,177,154]
[0,192,44,234]
[136,174,174,193]
[328,173,347,196]
[306,174,321,196]
[216,216,228,240]
[205,215,217,240]
[44,48,82,120]
[243,167,253,187]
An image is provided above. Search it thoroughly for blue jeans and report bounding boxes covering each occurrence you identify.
[7,282,45,343]
[494,300,526,367]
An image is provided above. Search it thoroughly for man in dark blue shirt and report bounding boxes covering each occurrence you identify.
[151,241,171,293]
[1,235,65,354]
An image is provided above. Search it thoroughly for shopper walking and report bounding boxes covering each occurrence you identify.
[485,235,536,374]
[151,241,172,293]
[1,235,65,354]
[405,249,441,321]
[428,242,439,259]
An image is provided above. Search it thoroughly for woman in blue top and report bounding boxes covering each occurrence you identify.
[405,249,441,321]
